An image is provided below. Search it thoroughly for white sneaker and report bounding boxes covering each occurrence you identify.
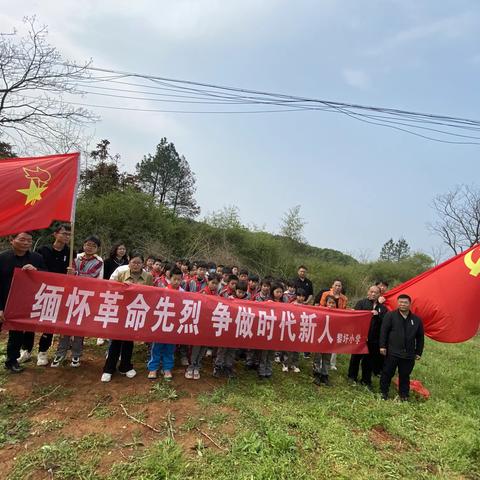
[293,366,301,373]
[70,356,81,368]
[120,369,136,379]
[96,338,105,346]
[330,365,337,371]
[36,352,49,366]
[205,349,213,357]
[101,373,112,382]
[282,364,289,372]
[17,349,32,364]
[51,355,65,368]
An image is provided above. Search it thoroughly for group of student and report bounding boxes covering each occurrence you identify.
[0,224,425,401]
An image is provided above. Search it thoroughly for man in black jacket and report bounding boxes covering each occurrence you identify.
[0,232,46,373]
[380,294,424,401]
[292,265,314,305]
[35,223,71,366]
[347,285,388,388]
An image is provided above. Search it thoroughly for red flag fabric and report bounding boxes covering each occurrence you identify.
[3,270,372,354]
[384,244,480,343]
[393,378,430,399]
[0,153,79,236]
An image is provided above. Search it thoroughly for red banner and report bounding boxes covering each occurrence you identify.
[3,270,370,353]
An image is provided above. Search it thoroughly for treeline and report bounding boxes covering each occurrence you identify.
[72,188,432,302]
[80,138,199,218]
[1,137,434,302]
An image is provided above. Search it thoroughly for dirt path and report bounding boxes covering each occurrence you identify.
[1,339,237,477]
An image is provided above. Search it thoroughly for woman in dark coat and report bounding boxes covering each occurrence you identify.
[103,242,129,280]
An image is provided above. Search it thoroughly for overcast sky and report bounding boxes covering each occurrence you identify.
[2,1,479,260]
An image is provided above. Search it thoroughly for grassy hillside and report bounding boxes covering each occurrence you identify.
[74,190,357,269]
[1,335,478,479]
[73,190,432,300]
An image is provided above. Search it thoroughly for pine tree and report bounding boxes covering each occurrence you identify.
[136,138,200,218]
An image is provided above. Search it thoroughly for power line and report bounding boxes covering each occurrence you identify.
[74,74,480,133]
[11,57,480,144]
[21,95,312,115]
[78,64,480,124]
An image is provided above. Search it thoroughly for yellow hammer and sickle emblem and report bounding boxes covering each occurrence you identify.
[464,248,480,277]
[16,165,51,206]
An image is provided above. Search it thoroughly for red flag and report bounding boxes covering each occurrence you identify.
[393,378,430,399]
[0,153,79,236]
[384,245,480,343]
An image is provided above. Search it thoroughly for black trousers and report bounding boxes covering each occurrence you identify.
[103,340,134,374]
[5,330,35,366]
[9,331,53,352]
[348,353,371,384]
[347,342,383,384]
[38,333,54,353]
[371,346,384,375]
[21,331,35,352]
[380,355,415,398]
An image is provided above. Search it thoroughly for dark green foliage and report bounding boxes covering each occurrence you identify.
[69,189,433,301]
[0,141,16,158]
[380,237,411,262]
[136,138,200,218]
[80,139,137,197]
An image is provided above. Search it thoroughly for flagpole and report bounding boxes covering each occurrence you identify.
[69,221,75,269]
[68,152,81,271]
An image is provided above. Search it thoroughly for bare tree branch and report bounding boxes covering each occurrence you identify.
[0,17,98,152]
[429,184,480,254]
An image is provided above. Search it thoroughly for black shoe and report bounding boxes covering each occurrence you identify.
[320,374,332,387]
[245,361,257,370]
[212,366,223,378]
[381,393,388,400]
[347,377,357,386]
[303,352,311,359]
[313,373,322,386]
[399,396,409,402]
[5,362,24,373]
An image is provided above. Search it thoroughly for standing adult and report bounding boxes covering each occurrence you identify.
[376,280,389,305]
[293,265,314,305]
[320,280,348,370]
[34,224,72,366]
[101,253,153,382]
[319,280,348,308]
[380,294,424,401]
[98,242,129,346]
[103,242,129,280]
[347,285,387,388]
[0,232,46,373]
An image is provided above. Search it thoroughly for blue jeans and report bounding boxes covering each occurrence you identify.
[148,343,175,372]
